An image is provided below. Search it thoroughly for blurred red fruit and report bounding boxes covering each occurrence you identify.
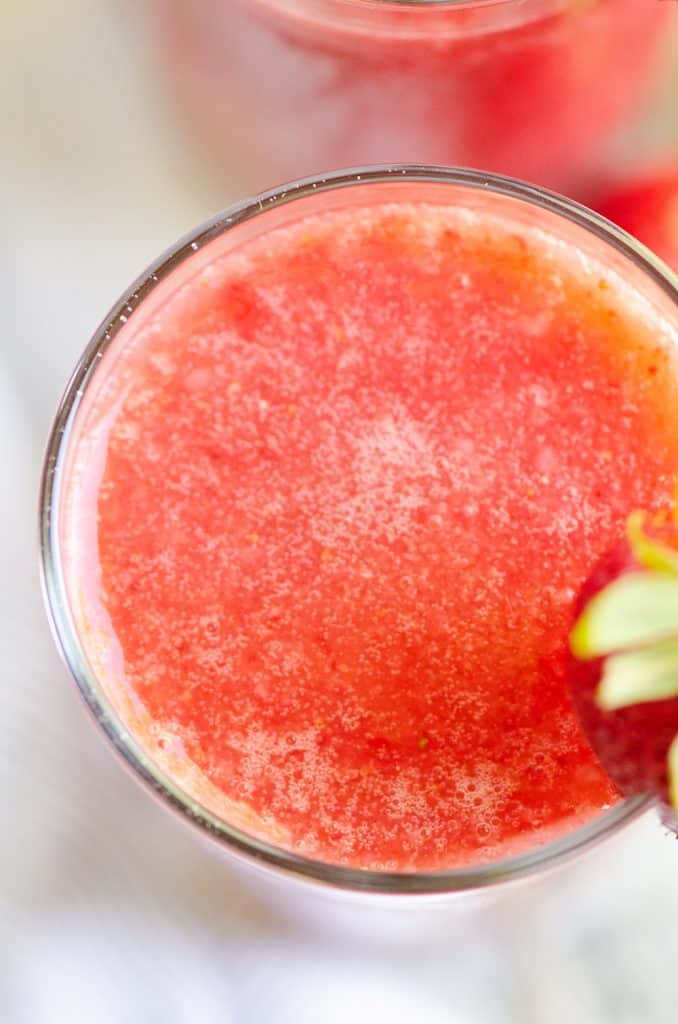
[596,164,678,271]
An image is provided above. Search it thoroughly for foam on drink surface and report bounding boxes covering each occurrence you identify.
[68,203,678,870]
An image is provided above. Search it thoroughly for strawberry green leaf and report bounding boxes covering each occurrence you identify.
[597,638,678,710]
[570,572,678,659]
[626,511,678,576]
[670,735,678,812]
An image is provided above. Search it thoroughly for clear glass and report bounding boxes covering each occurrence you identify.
[40,166,678,895]
[148,0,672,192]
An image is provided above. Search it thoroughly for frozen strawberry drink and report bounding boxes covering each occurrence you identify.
[41,168,678,888]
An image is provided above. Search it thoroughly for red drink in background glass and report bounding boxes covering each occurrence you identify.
[41,169,678,891]
[150,0,671,190]
[596,165,678,273]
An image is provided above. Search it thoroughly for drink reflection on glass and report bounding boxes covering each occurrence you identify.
[41,167,678,894]
[149,0,672,190]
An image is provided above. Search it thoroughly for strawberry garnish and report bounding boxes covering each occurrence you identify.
[569,510,678,830]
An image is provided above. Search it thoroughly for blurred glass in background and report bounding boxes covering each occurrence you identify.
[146,0,674,194]
[1,1,677,1022]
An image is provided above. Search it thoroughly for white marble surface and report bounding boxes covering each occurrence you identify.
[2,3,678,1021]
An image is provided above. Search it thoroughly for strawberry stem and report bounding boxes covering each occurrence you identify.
[670,735,678,811]
[597,638,678,710]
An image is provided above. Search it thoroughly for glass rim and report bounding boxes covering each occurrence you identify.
[40,164,677,895]
[276,0,555,9]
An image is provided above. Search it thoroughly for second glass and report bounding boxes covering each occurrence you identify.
[150,0,672,191]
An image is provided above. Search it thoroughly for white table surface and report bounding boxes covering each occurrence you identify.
[2,3,678,1021]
